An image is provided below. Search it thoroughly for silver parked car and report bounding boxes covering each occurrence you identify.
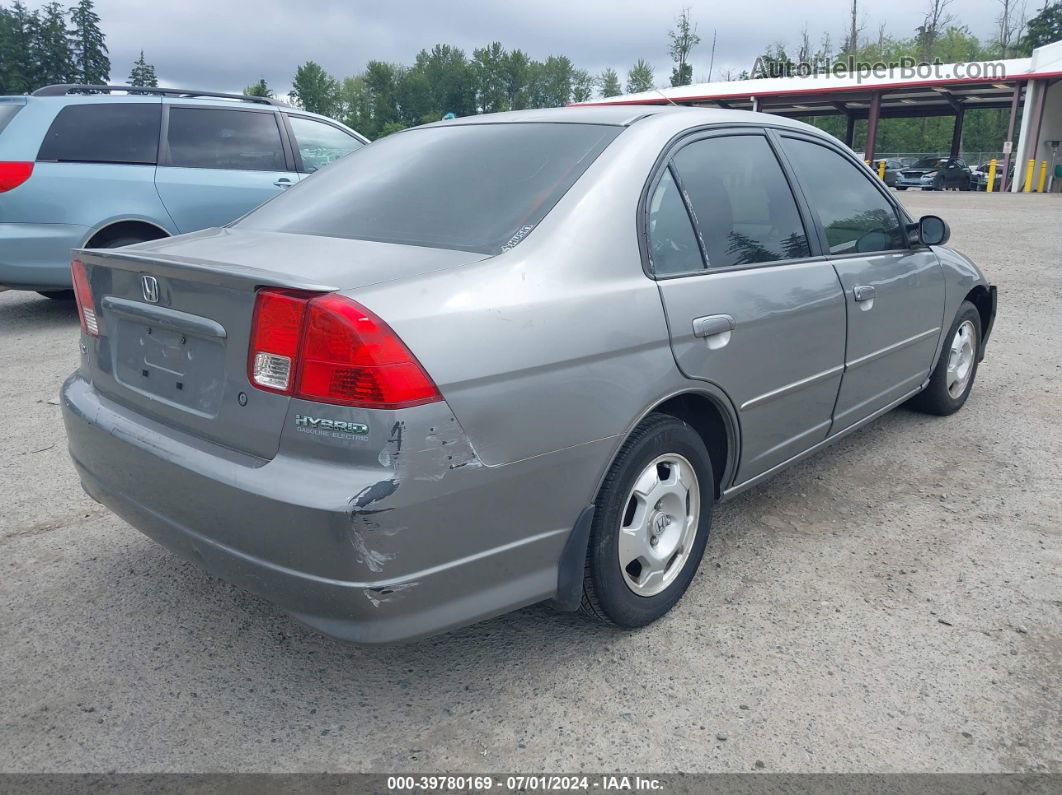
[62,107,997,643]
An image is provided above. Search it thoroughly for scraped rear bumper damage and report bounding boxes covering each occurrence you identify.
[61,373,601,643]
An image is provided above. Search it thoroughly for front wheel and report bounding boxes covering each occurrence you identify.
[908,300,982,416]
[580,414,713,628]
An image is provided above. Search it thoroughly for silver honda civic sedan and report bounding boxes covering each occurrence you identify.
[62,106,996,643]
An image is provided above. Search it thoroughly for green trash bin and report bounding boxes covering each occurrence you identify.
[1055,164,1062,178]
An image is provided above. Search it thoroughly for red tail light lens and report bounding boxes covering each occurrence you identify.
[70,259,98,337]
[247,289,441,409]
[247,289,310,393]
[0,162,33,192]
[296,293,442,409]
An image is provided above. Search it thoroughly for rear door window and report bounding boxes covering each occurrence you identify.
[37,103,161,164]
[780,137,906,255]
[165,107,286,171]
[287,115,363,172]
[671,134,810,268]
[647,169,704,277]
[0,103,24,135]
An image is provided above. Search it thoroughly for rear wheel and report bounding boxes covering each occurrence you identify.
[908,300,981,416]
[580,414,713,628]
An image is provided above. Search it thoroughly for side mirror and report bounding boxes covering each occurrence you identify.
[917,215,950,246]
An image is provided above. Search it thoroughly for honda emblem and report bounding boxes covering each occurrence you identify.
[141,274,159,304]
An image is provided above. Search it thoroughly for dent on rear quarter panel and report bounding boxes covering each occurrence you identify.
[276,397,486,599]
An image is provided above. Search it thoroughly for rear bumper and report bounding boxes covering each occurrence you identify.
[62,372,599,643]
[0,222,87,290]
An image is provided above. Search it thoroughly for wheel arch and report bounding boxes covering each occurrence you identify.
[593,387,740,504]
[964,284,993,347]
[82,218,171,248]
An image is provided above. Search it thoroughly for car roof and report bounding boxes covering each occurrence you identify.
[423,104,824,133]
[3,85,367,140]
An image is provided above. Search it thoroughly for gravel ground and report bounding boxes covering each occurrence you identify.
[0,191,1059,773]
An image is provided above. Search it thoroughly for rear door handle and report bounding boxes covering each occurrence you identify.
[274,177,295,188]
[853,285,876,302]
[692,314,734,349]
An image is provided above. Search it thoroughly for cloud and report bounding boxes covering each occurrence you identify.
[57,0,1000,95]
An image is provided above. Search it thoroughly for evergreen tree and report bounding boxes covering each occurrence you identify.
[128,50,157,87]
[626,59,655,94]
[69,0,108,84]
[1020,1,1061,52]
[0,2,40,93]
[33,2,74,87]
[244,78,272,98]
[597,67,622,98]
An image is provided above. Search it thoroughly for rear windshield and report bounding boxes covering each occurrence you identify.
[237,122,622,254]
[0,103,23,135]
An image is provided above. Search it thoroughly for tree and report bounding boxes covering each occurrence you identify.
[34,2,74,86]
[336,75,371,133]
[668,7,700,86]
[289,61,339,117]
[597,67,621,98]
[1020,1,1061,52]
[244,78,272,98]
[752,43,796,79]
[502,48,532,109]
[363,60,402,137]
[626,59,655,94]
[842,0,863,68]
[68,0,108,84]
[995,0,1028,57]
[0,2,40,93]
[571,68,594,103]
[128,50,157,88]
[472,41,507,113]
[537,55,575,107]
[917,0,955,61]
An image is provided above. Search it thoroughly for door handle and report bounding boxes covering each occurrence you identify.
[274,177,295,188]
[692,314,734,349]
[853,285,876,303]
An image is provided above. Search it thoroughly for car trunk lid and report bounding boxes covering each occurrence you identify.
[75,228,488,459]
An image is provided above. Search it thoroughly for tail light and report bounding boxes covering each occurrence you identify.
[248,289,442,409]
[70,259,99,336]
[0,162,33,192]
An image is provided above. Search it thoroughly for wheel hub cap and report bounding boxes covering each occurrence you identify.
[946,320,976,399]
[618,454,700,597]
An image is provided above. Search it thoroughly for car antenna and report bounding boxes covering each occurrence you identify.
[655,89,680,106]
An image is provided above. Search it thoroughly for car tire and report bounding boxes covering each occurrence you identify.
[908,300,982,416]
[580,414,713,629]
[896,186,908,191]
[37,290,75,300]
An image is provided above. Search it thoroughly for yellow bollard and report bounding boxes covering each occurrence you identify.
[1037,160,1048,193]
[878,160,886,180]
[1024,159,1035,192]
[986,159,997,193]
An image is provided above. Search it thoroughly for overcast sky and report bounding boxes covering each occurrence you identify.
[53,0,1003,96]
